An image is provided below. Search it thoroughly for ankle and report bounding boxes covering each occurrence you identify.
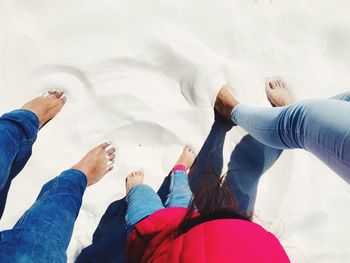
[173,164,187,172]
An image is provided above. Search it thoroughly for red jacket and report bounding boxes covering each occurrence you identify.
[126,207,290,263]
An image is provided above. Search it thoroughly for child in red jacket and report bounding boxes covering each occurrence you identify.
[124,114,290,262]
[125,146,195,236]
[123,81,299,262]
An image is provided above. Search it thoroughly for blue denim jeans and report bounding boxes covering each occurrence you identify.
[77,113,285,263]
[231,93,350,184]
[188,112,283,217]
[0,110,87,262]
[125,170,192,234]
[0,110,39,218]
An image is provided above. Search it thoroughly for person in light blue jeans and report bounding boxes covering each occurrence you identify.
[0,91,116,263]
[125,146,195,235]
[215,79,350,184]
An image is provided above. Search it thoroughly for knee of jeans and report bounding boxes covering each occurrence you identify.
[279,101,320,147]
[291,100,331,119]
[291,100,330,130]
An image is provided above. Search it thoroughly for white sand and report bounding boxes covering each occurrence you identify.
[0,0,350,262]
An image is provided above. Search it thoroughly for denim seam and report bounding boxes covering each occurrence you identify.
[239,108,350,169]
[167,189,174,207]
[245,121,285,132]
[254,126,350,168]
[15,178,84,228]
[300,133,350,169]
[40,178,58,203]
[243,118,304,148]
[15,178,58,227]
[247,122,350,169]
[56,176,81,213]
[166,173,191,207]
[277,128,350,169]
[16,197,44,228]
[166,173,177,206]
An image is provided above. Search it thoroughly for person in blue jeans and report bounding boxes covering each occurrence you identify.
[125,146,195,234]
[188,111,283,217]
[76,86,285,262]
[0,91,116,262]
[124,111,284,234]
[215,79,350,184]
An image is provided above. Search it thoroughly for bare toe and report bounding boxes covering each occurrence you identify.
[54,91,64,98]
[101,142,111,149]
[106,148,116,155]
[265,79,294,107]
[108,154,115,161]
[281,80,288,89]
[269,80,278,89]
[105,165,114,175]
[278,80,285,88]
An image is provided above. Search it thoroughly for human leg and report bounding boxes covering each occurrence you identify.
[0,92,66,218]
[0,170,87,262]
[164,170,192,208]
[0,143,115,262]
[226,135,283,216]
[215,83,350,183]
[0,110,39,217]
[188,112,233,193]
[330,92,350,102]
[164,147,195,208]
[125,171,164,234]
[225,81,286,216]
[76,169,173,263]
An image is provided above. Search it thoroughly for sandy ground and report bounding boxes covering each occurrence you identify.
[0,0,350,262]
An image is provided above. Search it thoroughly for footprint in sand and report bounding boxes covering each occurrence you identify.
[30,65,100,141]
[33,64,96,101]
[148,31,231,109]
[105,120,183,148]
[105,121,184,172]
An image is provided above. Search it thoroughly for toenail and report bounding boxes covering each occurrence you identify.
[48,90,58,95]
[42,91,51,97]
[107,148,115,155]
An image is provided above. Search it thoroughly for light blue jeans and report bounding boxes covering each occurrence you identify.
[0,110,87,262]
[231,92,350,184]
[125,170,192,234]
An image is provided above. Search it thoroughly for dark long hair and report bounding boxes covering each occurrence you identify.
[178,171,252,235]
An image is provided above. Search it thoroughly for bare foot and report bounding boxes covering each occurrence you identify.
[125,170,144,194]
[175,146,196,169]
[72,142,116,186]
[214,85,239,122]
[21,91,67,129]
[265,80,294,107]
